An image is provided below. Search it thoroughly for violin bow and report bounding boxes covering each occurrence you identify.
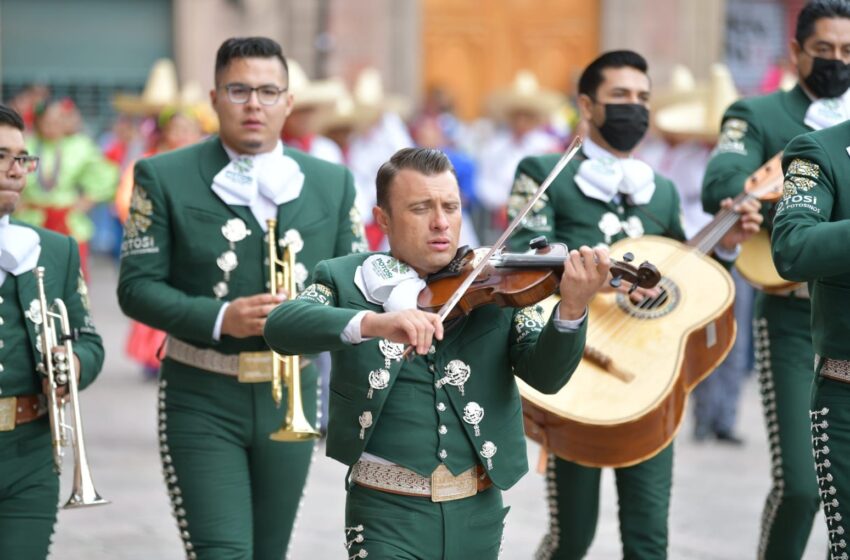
[402,135,584,358]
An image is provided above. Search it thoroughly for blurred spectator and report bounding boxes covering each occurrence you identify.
[475,70,564,242]
[411,115,479,247]
[15,99,118,277]
[646,64,754,444]
[281,61,345,164]
[347,67,414,249]
[6,84,50,131]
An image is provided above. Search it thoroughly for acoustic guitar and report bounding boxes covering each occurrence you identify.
[732,152,800,293]
[518,168,781,468]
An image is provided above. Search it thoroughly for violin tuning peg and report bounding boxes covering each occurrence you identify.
[529,236,549,250]
[609,276,622,289]
[622,252,634,263]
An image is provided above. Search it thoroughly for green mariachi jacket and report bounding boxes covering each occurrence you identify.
[507,151,686,252]
[117,136,366,357]
[1,221,103,397]
[772,121,850,361]
[702,85,812,215]
[264,252,587,490]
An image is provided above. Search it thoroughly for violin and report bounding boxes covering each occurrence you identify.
[418,236,662,321]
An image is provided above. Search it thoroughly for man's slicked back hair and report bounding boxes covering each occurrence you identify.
[214,36,289,84]
[578,50,649,99]
[376,148,457,210]
[796,0,850,45]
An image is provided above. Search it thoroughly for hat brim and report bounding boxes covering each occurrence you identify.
[488,91,565,121]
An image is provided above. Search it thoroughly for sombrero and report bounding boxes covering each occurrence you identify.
[654,63,739,140]
[352,66,411,120]
[487,70,565,121]
[113,59,180,116]
[288,60,345,110]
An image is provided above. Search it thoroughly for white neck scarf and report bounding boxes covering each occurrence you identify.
[212,141,305,228]
[0,216,41,286]
[354,255,426,313]
[805,88,850,131]
[575,136,656,205]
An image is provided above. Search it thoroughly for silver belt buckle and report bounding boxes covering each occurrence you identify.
[430,464,477,502]
[0,397,17,432]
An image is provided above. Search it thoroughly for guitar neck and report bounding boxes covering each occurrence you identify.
[685,191,753,254]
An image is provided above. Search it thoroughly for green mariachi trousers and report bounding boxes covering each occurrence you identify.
[0,418,58,560]
[811,373,850,558]
[158,360,319,560]
[753,293,821,559]
[344,482,509,559]
[536,445,673,559]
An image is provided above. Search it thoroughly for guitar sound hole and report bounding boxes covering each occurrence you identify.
[615,277,680,319]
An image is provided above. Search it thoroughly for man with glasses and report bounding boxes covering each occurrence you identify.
[117,37,365,559]
[0,103,104,558]
[702,1,850,557]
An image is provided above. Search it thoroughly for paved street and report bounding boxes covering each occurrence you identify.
[50,256,828,559]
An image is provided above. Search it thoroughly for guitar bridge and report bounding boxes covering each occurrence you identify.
[584,345,635,383]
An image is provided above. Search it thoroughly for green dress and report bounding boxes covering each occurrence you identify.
[771,120,850,560]
[0,222,103,560]
[18,134,118,243]
[264,251,587,559]
[702,84,821,559]
[117,136,365,560]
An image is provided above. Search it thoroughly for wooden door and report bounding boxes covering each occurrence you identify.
[422,0,600,120]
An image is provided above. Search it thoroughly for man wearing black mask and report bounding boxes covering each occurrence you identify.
[702,2,850,557]
[508,50,762,559]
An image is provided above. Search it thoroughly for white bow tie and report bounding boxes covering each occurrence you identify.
[212,142,305,208]
[354,255,426,313]
[575,155,656,205]
[0,217,41,285]
[805,89,850,131]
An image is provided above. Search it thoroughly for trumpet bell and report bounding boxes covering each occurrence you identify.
[269,410,321,442]
[64,490,109,509]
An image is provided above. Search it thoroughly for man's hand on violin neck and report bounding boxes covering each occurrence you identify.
[559,246,612,321]
[361,309,444,355]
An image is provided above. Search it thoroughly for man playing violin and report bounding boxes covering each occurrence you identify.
[507,50,762,559]
[264,147,611,559]
[703,2,850,556]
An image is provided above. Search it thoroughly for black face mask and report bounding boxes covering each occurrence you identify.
[597,103,649,152]
[804,56,850,99]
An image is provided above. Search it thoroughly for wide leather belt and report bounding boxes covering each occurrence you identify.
[165,337,310,383]
[350,460,493,502]
[820,356,850,385]
[0,394,48,432]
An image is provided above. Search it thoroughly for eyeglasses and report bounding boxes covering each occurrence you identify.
[0,152,39,174]
[222,84,288,106]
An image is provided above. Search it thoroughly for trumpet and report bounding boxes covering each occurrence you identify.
[266,220,320,442]
[34,266,108,508]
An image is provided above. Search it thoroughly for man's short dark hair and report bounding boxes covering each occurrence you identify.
[376,148,456,210]
[214,37,289,84]
[796,0,850,45]
[578,50,649,99]
[0,104,25,131]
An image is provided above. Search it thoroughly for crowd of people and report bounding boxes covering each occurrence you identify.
[2,1,850,557]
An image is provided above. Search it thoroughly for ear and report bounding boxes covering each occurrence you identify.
[577,93,595,122]
[283,92,295,119]
[373,205,390,234]
[210,87,218,107]
[789,39,801,68]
